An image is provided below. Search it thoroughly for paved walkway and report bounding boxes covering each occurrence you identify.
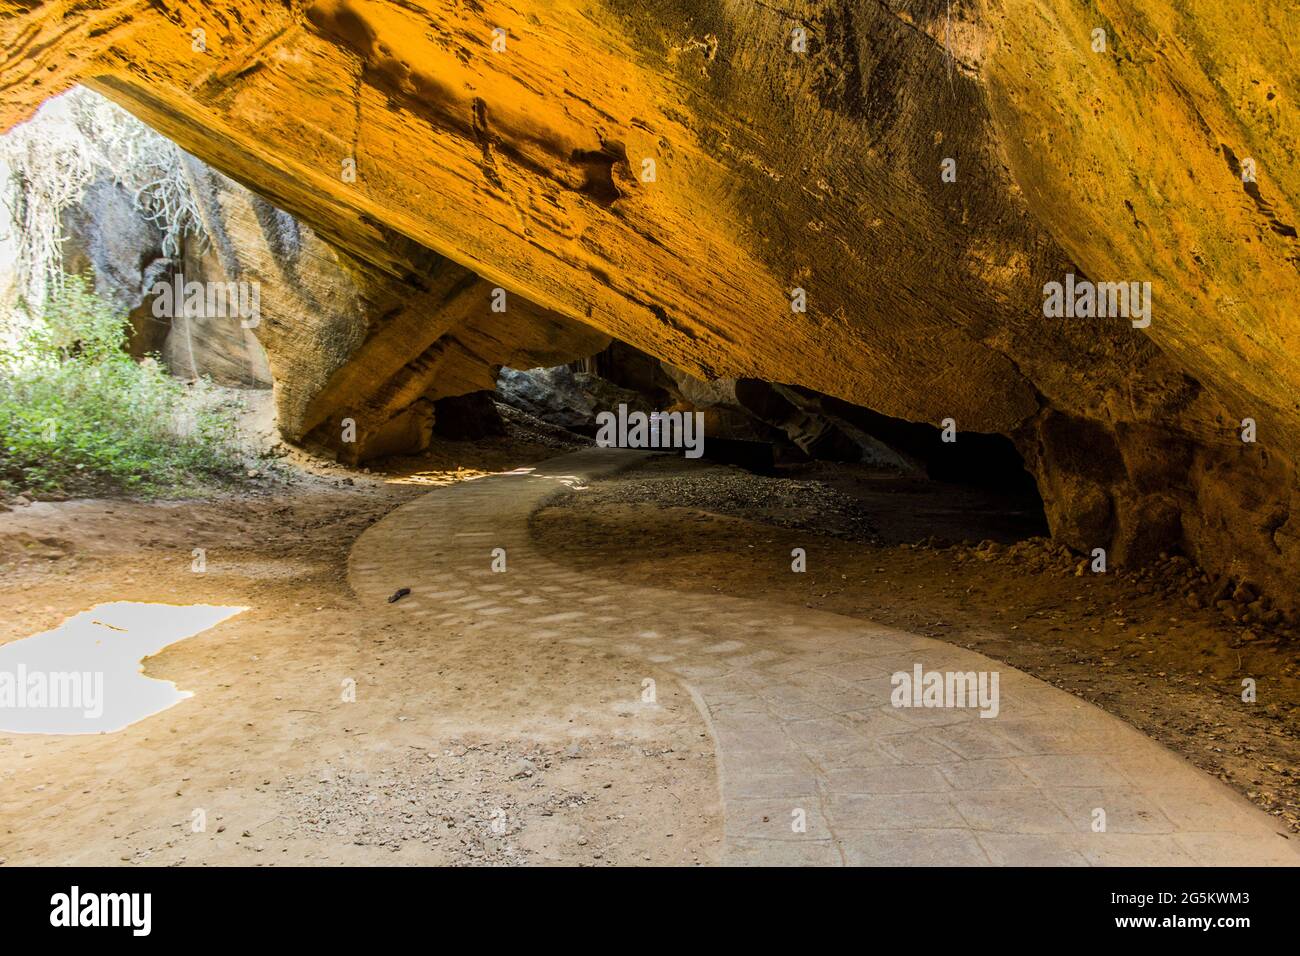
[348,449,1299,865]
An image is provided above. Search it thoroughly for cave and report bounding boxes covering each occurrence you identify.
[0,0,1297,889]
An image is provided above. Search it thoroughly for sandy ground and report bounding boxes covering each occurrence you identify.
[0,426,720,866]
[532,455,1300,836]
[6,422,1297,866]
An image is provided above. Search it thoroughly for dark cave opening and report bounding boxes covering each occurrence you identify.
[493,342,1050,544]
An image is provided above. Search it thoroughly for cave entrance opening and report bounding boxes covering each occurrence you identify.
[495,343,1049,549]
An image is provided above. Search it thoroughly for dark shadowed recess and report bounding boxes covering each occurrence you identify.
[810,388,1044,497]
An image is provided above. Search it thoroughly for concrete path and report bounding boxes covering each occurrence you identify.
[348,449,1299,866]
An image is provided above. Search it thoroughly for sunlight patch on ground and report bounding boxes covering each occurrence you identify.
[388,464,593,490]
[384,467,497,486]
[0,602,246,734]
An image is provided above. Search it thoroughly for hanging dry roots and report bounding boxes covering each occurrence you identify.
[0,86,204,312]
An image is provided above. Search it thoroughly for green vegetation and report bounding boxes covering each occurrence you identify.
[0,277,246,497]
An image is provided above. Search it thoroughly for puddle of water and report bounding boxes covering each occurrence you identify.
[0,602,246,735]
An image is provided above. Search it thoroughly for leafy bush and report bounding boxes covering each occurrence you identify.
[0,277,246,497]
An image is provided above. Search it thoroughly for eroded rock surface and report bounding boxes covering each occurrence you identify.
[48,136,607,459]
[1,1,1295,602]
[179,160,608,460]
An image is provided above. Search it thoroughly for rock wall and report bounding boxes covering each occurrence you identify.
[1,1,1295,604]
[58,176,171,354]
[178,159,609,461]
[56,172,272,385]
[43,115,609,459]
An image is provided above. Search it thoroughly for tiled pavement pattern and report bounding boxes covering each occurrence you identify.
[349,448,1299,866]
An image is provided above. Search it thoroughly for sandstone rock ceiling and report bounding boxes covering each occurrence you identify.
[179,156,608,462]
[1,1,1296,601]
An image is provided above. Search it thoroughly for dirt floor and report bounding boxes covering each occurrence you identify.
[0,415,721,866]
[5,423,1298,867]
[531,454,1300,836]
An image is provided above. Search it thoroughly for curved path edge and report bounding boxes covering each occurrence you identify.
[349,449,1298,866]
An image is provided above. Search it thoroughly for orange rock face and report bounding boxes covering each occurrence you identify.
[1,1,1296,602]
[179,160,608,461]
